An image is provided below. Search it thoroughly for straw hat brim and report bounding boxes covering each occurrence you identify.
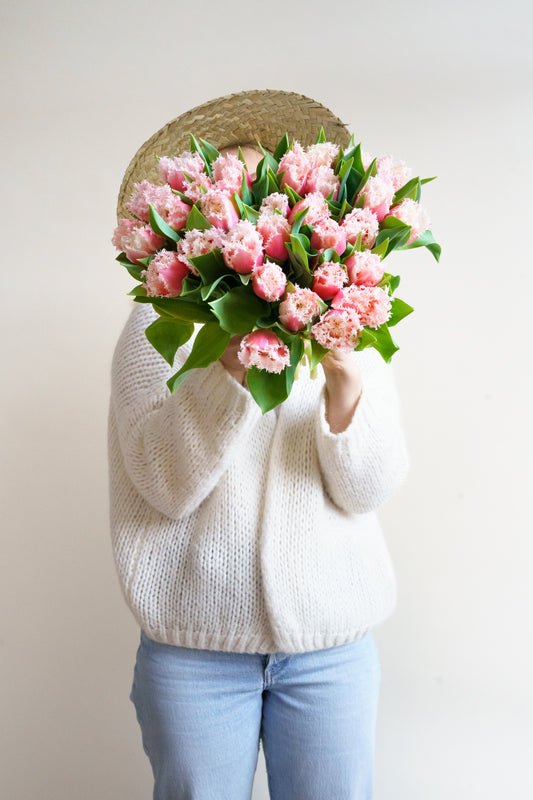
[117,89,351,220]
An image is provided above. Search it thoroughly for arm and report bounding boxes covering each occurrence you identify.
[109,304,261,520]
[315,347,409,514]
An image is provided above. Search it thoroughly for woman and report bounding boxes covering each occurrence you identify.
[109,89,409,800]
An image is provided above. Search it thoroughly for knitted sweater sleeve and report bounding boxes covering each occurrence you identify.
[314,348,409,514]
[109,303,261,520]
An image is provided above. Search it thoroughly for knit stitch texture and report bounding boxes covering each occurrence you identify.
[108,302,409,653]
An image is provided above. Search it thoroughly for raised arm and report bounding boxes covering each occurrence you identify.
[315,347,409,514]
[109,304,261,521]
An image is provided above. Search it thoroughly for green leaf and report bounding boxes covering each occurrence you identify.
[341,242,356,259]
[124,262,145,281]
[349,143,364,174]
[200,274,230,301]
[167,321,230,392]
[266,168,280,195]
[337,157,354,205]
[375,217,411,256]
[148,204,180,241]
[285,243,313,287]
[115,251,138,267]
[307,338,329,370]
[315,126,327,144]
[377,272,401,293]
[371,238,389,259]
[290,206,309,235]
[344,167,363,206]
[246,368,287,414]
[185,204,212,232]
[389,274,401,292]
[273,133,290,162]
[327,196,352,221]
[246,334,303,414]
[338,156,354,181]
[369,324,400,363]
[242,203,261,224]
[171,188,194,205]
[127,284,147,296]
[391,177,422,206]
[252,173,269,206]
[198,137,220,164]
[145,317,194,366]
[321,247,340,264]
[281,183,304,204]
[178,278,203,301]
[240,169,254,206]
[387,297,414,327]
[398,229,441,262]
[188,248,227,283]
[354,328,377,351]
[300,223,314,241]
[134,295,214,323]
[209,285,268,334]
[352,157,377,202]
[190,134,212,178]
[256,143,279,174]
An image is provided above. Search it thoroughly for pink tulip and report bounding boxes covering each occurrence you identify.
[340,207,379,248]
[111,218,164,264]
[126,181,190,231]
[287,192,329,227]
[305,165,339,200]
[158,152,206,191]
[255,213,291,260]
[212,153,253,197]
[277,142,312,194]
[260,193,290,217]
[387,198,431,244]
[176,228,227,276]
[305,142,340,168]
[199,190,239,231]
[376,154,412,192]
[332,286,392,329]
[222,220,263,274]
[251,261,287,302]
[181,174,214,203]
[278,287,321,331]
[238,329,291,373]
[344,251,385,287]
[357,175,395,222]
[310,307,363,352]
[310,218,347,255]
[311,261,348,300]
[143,250,190,297]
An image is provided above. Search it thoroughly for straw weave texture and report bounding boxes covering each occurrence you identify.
[117,89,351,220]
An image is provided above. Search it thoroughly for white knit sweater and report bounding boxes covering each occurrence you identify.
[108,302,409,654]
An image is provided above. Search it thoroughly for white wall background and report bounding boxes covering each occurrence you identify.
[2,1,532,798]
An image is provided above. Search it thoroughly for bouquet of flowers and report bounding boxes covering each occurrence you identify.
[112,129,440,413]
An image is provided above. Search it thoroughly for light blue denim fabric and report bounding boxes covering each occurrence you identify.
[130,629,381,800]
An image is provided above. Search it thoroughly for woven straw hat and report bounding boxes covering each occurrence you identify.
[117,89,351,220]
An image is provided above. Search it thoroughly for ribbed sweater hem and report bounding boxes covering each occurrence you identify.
[138,624,376,655]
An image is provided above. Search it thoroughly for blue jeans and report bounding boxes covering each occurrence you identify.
[130,629,381,800]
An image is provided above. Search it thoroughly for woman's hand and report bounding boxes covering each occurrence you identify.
[219,335,247,386]
[321,349,363,434]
